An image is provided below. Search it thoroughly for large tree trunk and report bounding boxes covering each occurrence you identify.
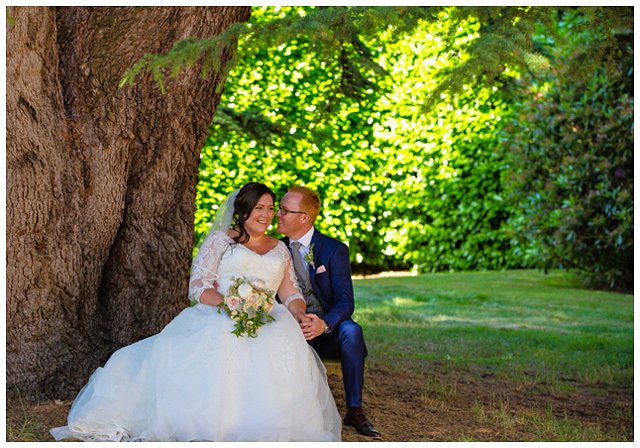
[6,6,251,400]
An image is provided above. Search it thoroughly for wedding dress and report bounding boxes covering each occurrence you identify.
[50,231,341,441]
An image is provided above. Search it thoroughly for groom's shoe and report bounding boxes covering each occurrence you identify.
[344,408,382,439]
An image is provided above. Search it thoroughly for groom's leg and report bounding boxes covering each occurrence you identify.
[311,321,380,437]
[333,320,366,408]
[309,320,367,407]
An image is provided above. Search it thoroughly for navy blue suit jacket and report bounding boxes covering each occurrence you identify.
[281,229,355,331]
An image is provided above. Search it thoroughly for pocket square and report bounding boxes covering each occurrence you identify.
[315,265,326,274]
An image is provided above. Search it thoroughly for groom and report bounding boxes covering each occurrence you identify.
[276,186,381,439]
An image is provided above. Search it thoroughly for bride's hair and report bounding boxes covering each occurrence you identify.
[232,182,276,244]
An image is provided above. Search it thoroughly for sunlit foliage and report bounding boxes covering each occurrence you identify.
[196,7,526,273]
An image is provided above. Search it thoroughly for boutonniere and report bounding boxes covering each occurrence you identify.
[304,243,316,269]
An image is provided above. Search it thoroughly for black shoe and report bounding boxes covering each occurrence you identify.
[344,409,382,438]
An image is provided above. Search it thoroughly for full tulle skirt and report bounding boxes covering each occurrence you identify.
[50,303,341,441]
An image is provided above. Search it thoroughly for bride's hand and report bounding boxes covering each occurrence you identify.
[294,312,310,323]
[199,288,223,307]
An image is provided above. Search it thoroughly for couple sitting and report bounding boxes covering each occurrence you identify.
[51,183,380,442]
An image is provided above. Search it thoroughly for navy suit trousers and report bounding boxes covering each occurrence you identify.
[308,319,367,408]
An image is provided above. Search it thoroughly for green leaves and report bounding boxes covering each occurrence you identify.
[187,6,632,287]
[196,7,528,274]
[504,10,633,291]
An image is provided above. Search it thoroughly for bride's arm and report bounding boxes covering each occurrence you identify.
[277,244,307,322]
[284,296,307,323]
[189,232,228,307]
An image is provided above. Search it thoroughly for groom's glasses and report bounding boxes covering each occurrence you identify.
[278,206,307,216]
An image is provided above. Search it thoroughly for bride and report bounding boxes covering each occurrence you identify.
[50,182,342,442]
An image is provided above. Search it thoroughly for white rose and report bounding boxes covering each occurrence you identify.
[237,283,253,299]
[252,279,266,289]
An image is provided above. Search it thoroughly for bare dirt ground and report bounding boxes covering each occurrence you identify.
[334,364,633,441]
[7,363,632,442]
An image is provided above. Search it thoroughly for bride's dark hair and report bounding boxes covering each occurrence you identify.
[231,182,276,244]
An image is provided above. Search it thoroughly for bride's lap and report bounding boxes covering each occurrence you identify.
[54,303,337,441]
[153,303,311,371]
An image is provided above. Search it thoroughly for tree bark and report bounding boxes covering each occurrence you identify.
[6,6,251,399]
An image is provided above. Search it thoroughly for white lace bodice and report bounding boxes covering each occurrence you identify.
[189,231,303,306]
[216,240,289,294]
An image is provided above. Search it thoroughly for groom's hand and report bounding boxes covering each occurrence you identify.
[300,313,326,340]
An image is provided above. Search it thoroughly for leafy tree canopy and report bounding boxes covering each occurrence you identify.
[121,6,632,107]
[120,6,633,288]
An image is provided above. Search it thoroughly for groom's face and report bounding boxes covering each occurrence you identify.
[276,192,307,237]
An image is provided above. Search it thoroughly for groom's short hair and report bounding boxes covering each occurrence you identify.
[288,186,320,222]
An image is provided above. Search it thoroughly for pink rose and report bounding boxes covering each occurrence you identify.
[225,295,241,311]
[246,292,260,307]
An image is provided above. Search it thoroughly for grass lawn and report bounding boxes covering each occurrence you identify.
[348,269,633,441]
[355,269,633,389]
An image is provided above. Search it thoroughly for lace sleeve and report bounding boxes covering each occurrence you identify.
[275,242,305,308]
[188,231,230,304]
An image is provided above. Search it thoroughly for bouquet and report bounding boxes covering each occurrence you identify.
[217,276,276,338]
